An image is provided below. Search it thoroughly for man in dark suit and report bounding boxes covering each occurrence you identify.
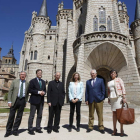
[28,69,46,135]
[4,71,29,137]
[85,69,105,134]
[47,72,65,133]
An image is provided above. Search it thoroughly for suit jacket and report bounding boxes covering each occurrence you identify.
[28,78,46,105]
[47,80,65,106]
[68,82,83,102]
[85,78,105,103]
[8,79,29,106]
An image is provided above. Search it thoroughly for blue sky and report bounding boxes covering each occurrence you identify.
[0,0,136,64]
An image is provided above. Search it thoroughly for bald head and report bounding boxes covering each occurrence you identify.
[55,72,61,81]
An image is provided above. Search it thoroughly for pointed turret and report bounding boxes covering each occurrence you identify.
[135,0,140,20]
[11,43,13,50]
[38,0,48,17]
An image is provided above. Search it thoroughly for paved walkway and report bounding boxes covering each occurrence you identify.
[0,102,140,140]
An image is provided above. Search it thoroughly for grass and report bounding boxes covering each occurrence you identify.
[0,108,30,113]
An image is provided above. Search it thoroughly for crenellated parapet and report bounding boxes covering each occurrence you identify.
[46,28,56,35]
[24,31,32,42]
[32,16,51,28]
[73,0,87,9]
[131,19,140,39]
[131,19,140,29]
[118,1,129,24]
[57,9,73,21]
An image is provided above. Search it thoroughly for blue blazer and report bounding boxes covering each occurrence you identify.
[85,78,105,103]
[69,82,83,102]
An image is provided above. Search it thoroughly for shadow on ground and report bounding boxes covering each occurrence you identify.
[62,124,128,137]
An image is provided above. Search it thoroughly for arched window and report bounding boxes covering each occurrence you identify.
[93,16,98,31]
[99,25,106,31]
[9,59,10,63]
[107,16,112,31]
[50,36,52,40]
[99,6,106,24]
[5,59,7,63]
[34,51,37,60]
[79,25,83,36]
[48,55,50,60]
[30,51,33,60]
[24,59,28,71]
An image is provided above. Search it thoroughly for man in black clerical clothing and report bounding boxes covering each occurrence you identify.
[28,69,46,135]
[47,72,65,133]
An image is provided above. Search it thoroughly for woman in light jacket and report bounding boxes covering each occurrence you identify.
[68,72,83,132]
[108,70,126,137]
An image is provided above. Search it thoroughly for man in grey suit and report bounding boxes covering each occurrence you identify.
[4,71,29,137]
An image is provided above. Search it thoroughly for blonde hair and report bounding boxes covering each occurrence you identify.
[71,72,81,82]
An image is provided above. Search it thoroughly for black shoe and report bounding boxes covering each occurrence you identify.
[57,126,60,129]
[77,127,80,132]
[69,127,72,132]
[86,129,92,133]
[36,129,43,133]
[47,130,52,134]
[28,131,35,135]
[13,132,19,136]
[99,130,105,134]
[53,129,59,133]
[4,132,11,137]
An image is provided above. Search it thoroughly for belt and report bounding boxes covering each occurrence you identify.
[17,97,25,100]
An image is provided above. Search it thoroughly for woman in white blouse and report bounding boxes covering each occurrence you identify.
[108,70,126,137]
[68,72,83,132]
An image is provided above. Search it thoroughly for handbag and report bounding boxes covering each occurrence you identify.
[116,102,135,124]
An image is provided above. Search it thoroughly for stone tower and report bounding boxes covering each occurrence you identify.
[131,0,140,74]
[0,45,19,76]
[19,0,52,81]
[71,0,140,104]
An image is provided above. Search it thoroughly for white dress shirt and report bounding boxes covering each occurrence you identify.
[73,84,78,98]
[91,77,97,86]
[37,77,42,94]
[17,80,26,97]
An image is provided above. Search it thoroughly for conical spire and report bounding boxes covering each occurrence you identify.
[135,0,140,20]
[11,43,13,50]
[38,0,48,17]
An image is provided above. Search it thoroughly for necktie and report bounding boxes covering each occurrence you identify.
[20,81,23,99]
[39,79,42,89]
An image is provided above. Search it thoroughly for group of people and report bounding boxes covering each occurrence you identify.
[4,68,126,137]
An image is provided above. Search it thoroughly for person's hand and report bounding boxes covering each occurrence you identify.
[75,99,79,103]
[39,91,45,96]
[86,101,88,105]
[48,103,51,107]
[8,103,12,108]
[41,91,45,96]
[122,98,126,104]
[108,98,111,105]
[72,99,76,103]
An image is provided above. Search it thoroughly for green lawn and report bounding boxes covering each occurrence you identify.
[0,108,30,113]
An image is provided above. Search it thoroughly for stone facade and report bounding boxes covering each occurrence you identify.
[19,0,140,105]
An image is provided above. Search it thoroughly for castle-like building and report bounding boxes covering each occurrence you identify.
[19,0,140,104]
